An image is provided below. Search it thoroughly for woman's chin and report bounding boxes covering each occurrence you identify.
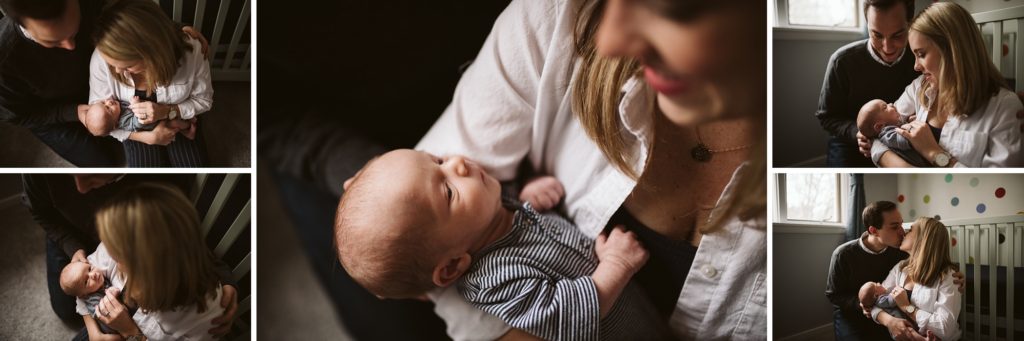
[657,93,722,127]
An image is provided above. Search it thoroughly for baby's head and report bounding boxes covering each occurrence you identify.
[84,99,122,136]
[858,281,888,309]
[60,261,105,297]
[334,149,503,299]
[857,99,902,138]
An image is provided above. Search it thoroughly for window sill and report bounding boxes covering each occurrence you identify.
[773,222,847,234]
[774,26,864,42]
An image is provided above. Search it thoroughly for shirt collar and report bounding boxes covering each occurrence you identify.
[866,41,906,67]
[858,231,887,255]
[18,25,37,43]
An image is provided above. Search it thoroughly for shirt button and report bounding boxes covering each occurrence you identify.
[701,264,718,278]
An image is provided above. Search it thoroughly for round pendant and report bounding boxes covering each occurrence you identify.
[691,144,712,162]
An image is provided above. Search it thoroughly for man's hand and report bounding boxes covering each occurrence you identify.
[77,104,91,126]
[182,26,210,59]
[208,284,238,336]
[72,249,88,263]
[857,131,872,158]
[952,270,965,293]
[519,176,564,212]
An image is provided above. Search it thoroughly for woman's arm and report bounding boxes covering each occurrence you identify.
[876,150,917,168]
[89,49,117,105]
[913,273,962,341]
[124,122,179,145]
[978,91,1024,167]
[173,38,213,120]
[84,315,125,341]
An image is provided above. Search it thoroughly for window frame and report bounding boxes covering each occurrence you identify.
[774,173,849,229]
[773,0,866,41]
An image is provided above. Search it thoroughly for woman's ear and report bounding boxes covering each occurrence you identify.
[432,253,472,287]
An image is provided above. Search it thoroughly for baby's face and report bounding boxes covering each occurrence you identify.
[868,100,901,127]
[84,99,121,136]
[858,99,902,137]
[61,261,105,296]
[364,149,504,250]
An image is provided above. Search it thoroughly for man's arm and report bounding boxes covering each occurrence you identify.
[825,245,860,313]
[815,50,858,142]
[22,175,88,257]
[0,72,84,127]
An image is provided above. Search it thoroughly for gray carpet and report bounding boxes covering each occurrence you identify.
[256,166,352,340]
[0,183,80,340]
[0,81,251,168]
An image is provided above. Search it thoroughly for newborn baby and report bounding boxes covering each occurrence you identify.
[859,281,906,320]
[334,149,666,340]
[85,97,194,139]
[857,99,931,167]
[60,260,112,318]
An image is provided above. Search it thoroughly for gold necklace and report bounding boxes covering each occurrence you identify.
[691,125,753,162]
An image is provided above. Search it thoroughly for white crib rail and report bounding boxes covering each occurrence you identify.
[157,0,251,81]
[943,215,1024,341]
[974,5,1024,92]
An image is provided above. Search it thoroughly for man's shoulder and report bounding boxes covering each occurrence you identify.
[830,39,869,62]
[0,18,22,66]
[831,238,862,259]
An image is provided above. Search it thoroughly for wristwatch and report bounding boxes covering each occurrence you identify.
[905,304,917,314]
[932,151,951,167]
[126,333,146,341]
[168,106,179,120]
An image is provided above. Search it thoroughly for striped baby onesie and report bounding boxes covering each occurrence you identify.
[458,203,667,341]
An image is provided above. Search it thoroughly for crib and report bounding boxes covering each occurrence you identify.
[939,215,1024,341]
[191,173,251,341]
[0,0,250,82]
[974,5,1024,91]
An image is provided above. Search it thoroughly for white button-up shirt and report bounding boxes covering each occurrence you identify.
[870,264,961,341]
[416,0,766,339]
[88,37,213,142]
[871,76,1023,167]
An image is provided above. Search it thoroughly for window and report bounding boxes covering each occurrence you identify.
[775,173,847,226]
[774,0,865,41]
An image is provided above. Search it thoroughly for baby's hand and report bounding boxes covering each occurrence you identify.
[595,226,648,276]
[519,175,564,211]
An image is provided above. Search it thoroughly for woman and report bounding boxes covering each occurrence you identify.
[872,217,961,340]
[89,0,213,167]
[873,2,1022,167]
[414,0,765,338]
[82,183,225,340]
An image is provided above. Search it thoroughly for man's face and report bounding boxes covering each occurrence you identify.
[873,209,906,248]
[19,0,81,51]
[866,5,910,64]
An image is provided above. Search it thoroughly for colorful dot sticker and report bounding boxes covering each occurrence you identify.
[996,188,1006,198]
[898,194,905,203]
[970,177,980,187]
[977,204,987,214]
[945,174,953,183]
[910,209,917,218]
[923,195,931,204]
[951,197,960,206]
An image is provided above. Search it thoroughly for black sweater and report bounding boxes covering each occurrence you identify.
[0,0,102,128]
[816,39,919,144]
[825,235,908,320]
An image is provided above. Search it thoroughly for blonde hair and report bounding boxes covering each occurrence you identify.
[96,182,220,313]
[334,162,442,298]
[900,217,955,287]
[93,0,192,97]
[910,2,1007,118]
[571,0,766,232]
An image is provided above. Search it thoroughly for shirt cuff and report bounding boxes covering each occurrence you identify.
[110,129,130,142]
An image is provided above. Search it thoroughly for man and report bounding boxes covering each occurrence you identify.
[825,201,917,340]
[0,0,204,166]
[816,0,919,167]
[23,174,238,336]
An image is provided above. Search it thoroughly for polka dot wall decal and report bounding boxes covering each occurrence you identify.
[898,194,905,203]
[924,195,931,204]
[977,204,987,214]
[996,188,1006,198]
[910,209,917,218]
[951,197,960,206]
[945,174,953,183]
[970,177,980,187]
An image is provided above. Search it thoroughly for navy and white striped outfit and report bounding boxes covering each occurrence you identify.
[458,203,667,341]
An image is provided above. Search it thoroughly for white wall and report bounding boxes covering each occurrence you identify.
[896,174,1024,221]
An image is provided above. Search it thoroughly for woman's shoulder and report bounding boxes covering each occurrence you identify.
[993,87,1023,109]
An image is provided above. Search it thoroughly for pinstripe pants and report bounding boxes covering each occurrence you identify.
[122,122,208,167]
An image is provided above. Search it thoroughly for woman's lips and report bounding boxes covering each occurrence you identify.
[643,66,688,95]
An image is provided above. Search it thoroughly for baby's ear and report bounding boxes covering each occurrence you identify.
[432,253,472,288]
[343,177,355,191]
[873,122,885,133]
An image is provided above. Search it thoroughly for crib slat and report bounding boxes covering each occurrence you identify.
[201,174,240,236]
[191,173,209,205]
[991,224,998,339]
[223,0,250,71]
[172,0,183,22]
[233,253,250,283]
[241,46,251,70]
[993,22,1004,73]
[214,200,250,257]
[1017,19,1024,92]
[957,226,967,336]
[1011,223,1018,341]
[974,225,982,339]
[209,0,233,59]
[194,0,208,32]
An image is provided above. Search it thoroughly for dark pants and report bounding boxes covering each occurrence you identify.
[833,309,891,340]
[826,137,875,167]
[271,172,449,340]
[123,121,208,167]
[45,238,81,327]
[29,122,120,167]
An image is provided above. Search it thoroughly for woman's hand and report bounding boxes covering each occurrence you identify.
[129,96,170,124]
[96,287,142,338]
[133,121,180,146]
[882,315,927,341]
[208,284,238,336]
[896,120,944,162]
[892,287,911,308]
[497,328,543,341]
